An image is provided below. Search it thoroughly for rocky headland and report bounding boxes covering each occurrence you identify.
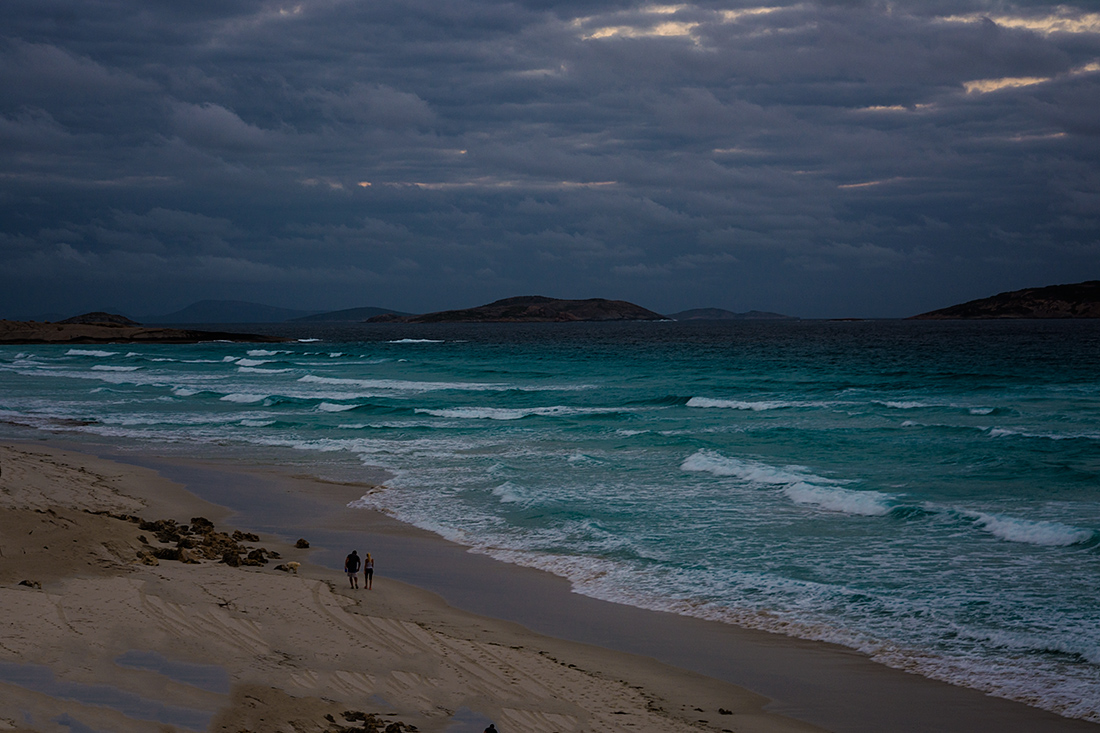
[0,312,288,344]
[368,296,666,323]
[911,281,1100,319]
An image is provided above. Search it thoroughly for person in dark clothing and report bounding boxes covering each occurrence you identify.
[344,550,361,588]
[484,726,497,733]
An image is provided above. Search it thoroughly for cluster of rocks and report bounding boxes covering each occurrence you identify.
[132,516,281,567]
[324,711,417,733]
[90,511,294,568]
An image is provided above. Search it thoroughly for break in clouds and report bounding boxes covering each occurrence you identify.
[1,0,1099,318]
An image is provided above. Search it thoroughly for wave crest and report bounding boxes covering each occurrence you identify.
[969,512,1095,547]
[687,397,813,411]
[66,349,117,357]
[785,483,893,516]
[416,406,623,420]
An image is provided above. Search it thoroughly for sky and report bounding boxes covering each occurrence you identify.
[1,1,1099,319]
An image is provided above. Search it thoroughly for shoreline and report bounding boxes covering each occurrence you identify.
[48,439,1100,733]
[0,439,823,733]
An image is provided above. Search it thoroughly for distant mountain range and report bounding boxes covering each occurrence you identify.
[369,296,665,323]
[911,281,1100,319]
[53,298,800,326]
[144,300,318,323]
[668,308,795,321]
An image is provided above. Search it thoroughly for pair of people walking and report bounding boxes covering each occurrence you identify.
[344,550,374,589]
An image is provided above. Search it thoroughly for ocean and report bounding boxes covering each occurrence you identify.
[1,320,1098,721]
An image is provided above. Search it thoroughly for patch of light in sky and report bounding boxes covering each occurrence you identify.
[942,11,1100,36]
[575,5,784,42]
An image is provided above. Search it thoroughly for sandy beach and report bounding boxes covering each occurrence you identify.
[0,441,823,733]
[2,440,1098,733]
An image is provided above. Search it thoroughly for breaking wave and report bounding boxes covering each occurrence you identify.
[415,406,625,420]
[968,512,1095,547]
[66,349,118,357]
[687,397,821,410]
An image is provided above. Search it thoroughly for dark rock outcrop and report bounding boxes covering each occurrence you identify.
[369,296,665,323]
[59,312,141,326]
[0,319,289,344]
[910,281,1100,319]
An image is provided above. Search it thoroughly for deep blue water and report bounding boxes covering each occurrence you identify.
[2,320,1098,720]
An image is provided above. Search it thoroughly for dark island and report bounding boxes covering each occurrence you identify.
[911,281,1100,320]
[0,312,289,345]
[368,296,666,323]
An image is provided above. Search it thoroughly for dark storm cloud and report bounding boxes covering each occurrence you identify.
[1,0,1099,318]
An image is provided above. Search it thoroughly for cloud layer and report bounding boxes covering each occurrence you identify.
[2,1,1099,318]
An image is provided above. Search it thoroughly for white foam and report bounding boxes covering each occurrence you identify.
[318,402,358,412]
[90,366,141,372]
[969,512,1094,546]
[235,358,271,367]
[681,450,888,514]
[172,387,200,397]
[688,397,806,410]
[969,407,994,415]
[299,374,509,392]
[388,339,444,343]
[237,367,291,374]
[491,481,523,503]
[985,427,1099,441]
[681,449,834,486]
[219,393,267,404]
[247,349,283,356]
[785,483,893,516]
[416,406,622,420]
[297,338,321,342]
[66,349,117,357]
[240,419,275,427]
[328,352,343,358]
[877,400,932,409]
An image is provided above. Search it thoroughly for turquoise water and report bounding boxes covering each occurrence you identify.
[2,320,1098,720]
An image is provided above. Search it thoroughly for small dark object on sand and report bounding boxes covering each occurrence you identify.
[296,538,310,548]
[18,580,41,589]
